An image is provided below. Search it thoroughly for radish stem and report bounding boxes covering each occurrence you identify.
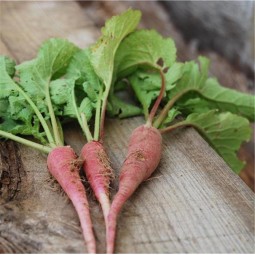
[71,83,93,141]
[147,69,166,126]
[81,112,93,142]
[94,87,103,141]
[159,120,188,134]
[16,85,55,147]
[153,88,191,128]
[0,130,52,153]
[99,89,108,140]
[46,80,63,146]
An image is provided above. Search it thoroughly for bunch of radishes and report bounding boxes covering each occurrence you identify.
[0,9,254,253]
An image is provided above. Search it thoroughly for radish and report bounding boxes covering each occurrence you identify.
[47,146,96,253]
[81,141,113,223]
[106,29,254,253]
[0,40,97,253]
[106,67,166,254]
[107,125,162,253]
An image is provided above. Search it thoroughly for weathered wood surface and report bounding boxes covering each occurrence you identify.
[0,1,254,253]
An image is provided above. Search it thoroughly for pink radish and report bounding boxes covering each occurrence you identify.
[47,146,96,254]
[81,141,113,225]
[106,65,166,253]
[106,125,162,253]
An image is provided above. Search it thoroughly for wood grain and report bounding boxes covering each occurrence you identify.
[0,1,254,253]
[66,118,255,253]
[0,1,97,61]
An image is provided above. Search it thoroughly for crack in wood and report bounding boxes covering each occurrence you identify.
[0,141,25,204]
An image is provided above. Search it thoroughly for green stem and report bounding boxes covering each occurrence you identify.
[71,85,86,135]
[99,86,110,140]
[16,85,55,147]
[81,113,93,142]
[94,87,103,141]
[147,68,165,126]
[153,88,190,129]
[46,120,54,139]
[56,118,64,144]
[0,130,52,154]
[159,120,189,134]
[45,81,63,146]
[71,84,93,141]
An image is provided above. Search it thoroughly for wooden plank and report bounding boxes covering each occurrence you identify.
[0,40,11,56]
[0,1,98,61]
[0,1,254,254]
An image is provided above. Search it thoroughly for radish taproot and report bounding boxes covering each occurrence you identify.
[81,141,113,223]
[47,146,96,253]
[107,125,162,253]
[0,40,97,253]
[106,66,167,254]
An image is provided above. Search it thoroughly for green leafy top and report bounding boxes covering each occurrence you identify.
[0,56,46,144]
[160,110,251,173]
[50,48,100,141]
[90,9,141,140]
[0,56,17,99]
[185,111,251,172]
[161,57,254,122]
[128,62,183,118]
[114,29,176,79]
[1,56,15,77]
[0,39,79,153]
[51,9,142,141]
[90,9,141,88]
[113,29,177,125]
[17,39,78,98]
